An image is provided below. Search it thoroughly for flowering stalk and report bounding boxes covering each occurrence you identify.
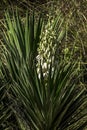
[36,17,56,78]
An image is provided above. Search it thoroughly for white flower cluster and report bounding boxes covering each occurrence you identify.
[36,18,56,78]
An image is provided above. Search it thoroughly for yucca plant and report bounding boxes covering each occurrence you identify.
[2,10,87,130]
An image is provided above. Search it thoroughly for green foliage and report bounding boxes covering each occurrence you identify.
[0,63,11,129]
[0,1,87,130]
[0,59,20,129]
[1,11,87,130]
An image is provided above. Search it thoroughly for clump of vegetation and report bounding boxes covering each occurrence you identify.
[0,0,87,130]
